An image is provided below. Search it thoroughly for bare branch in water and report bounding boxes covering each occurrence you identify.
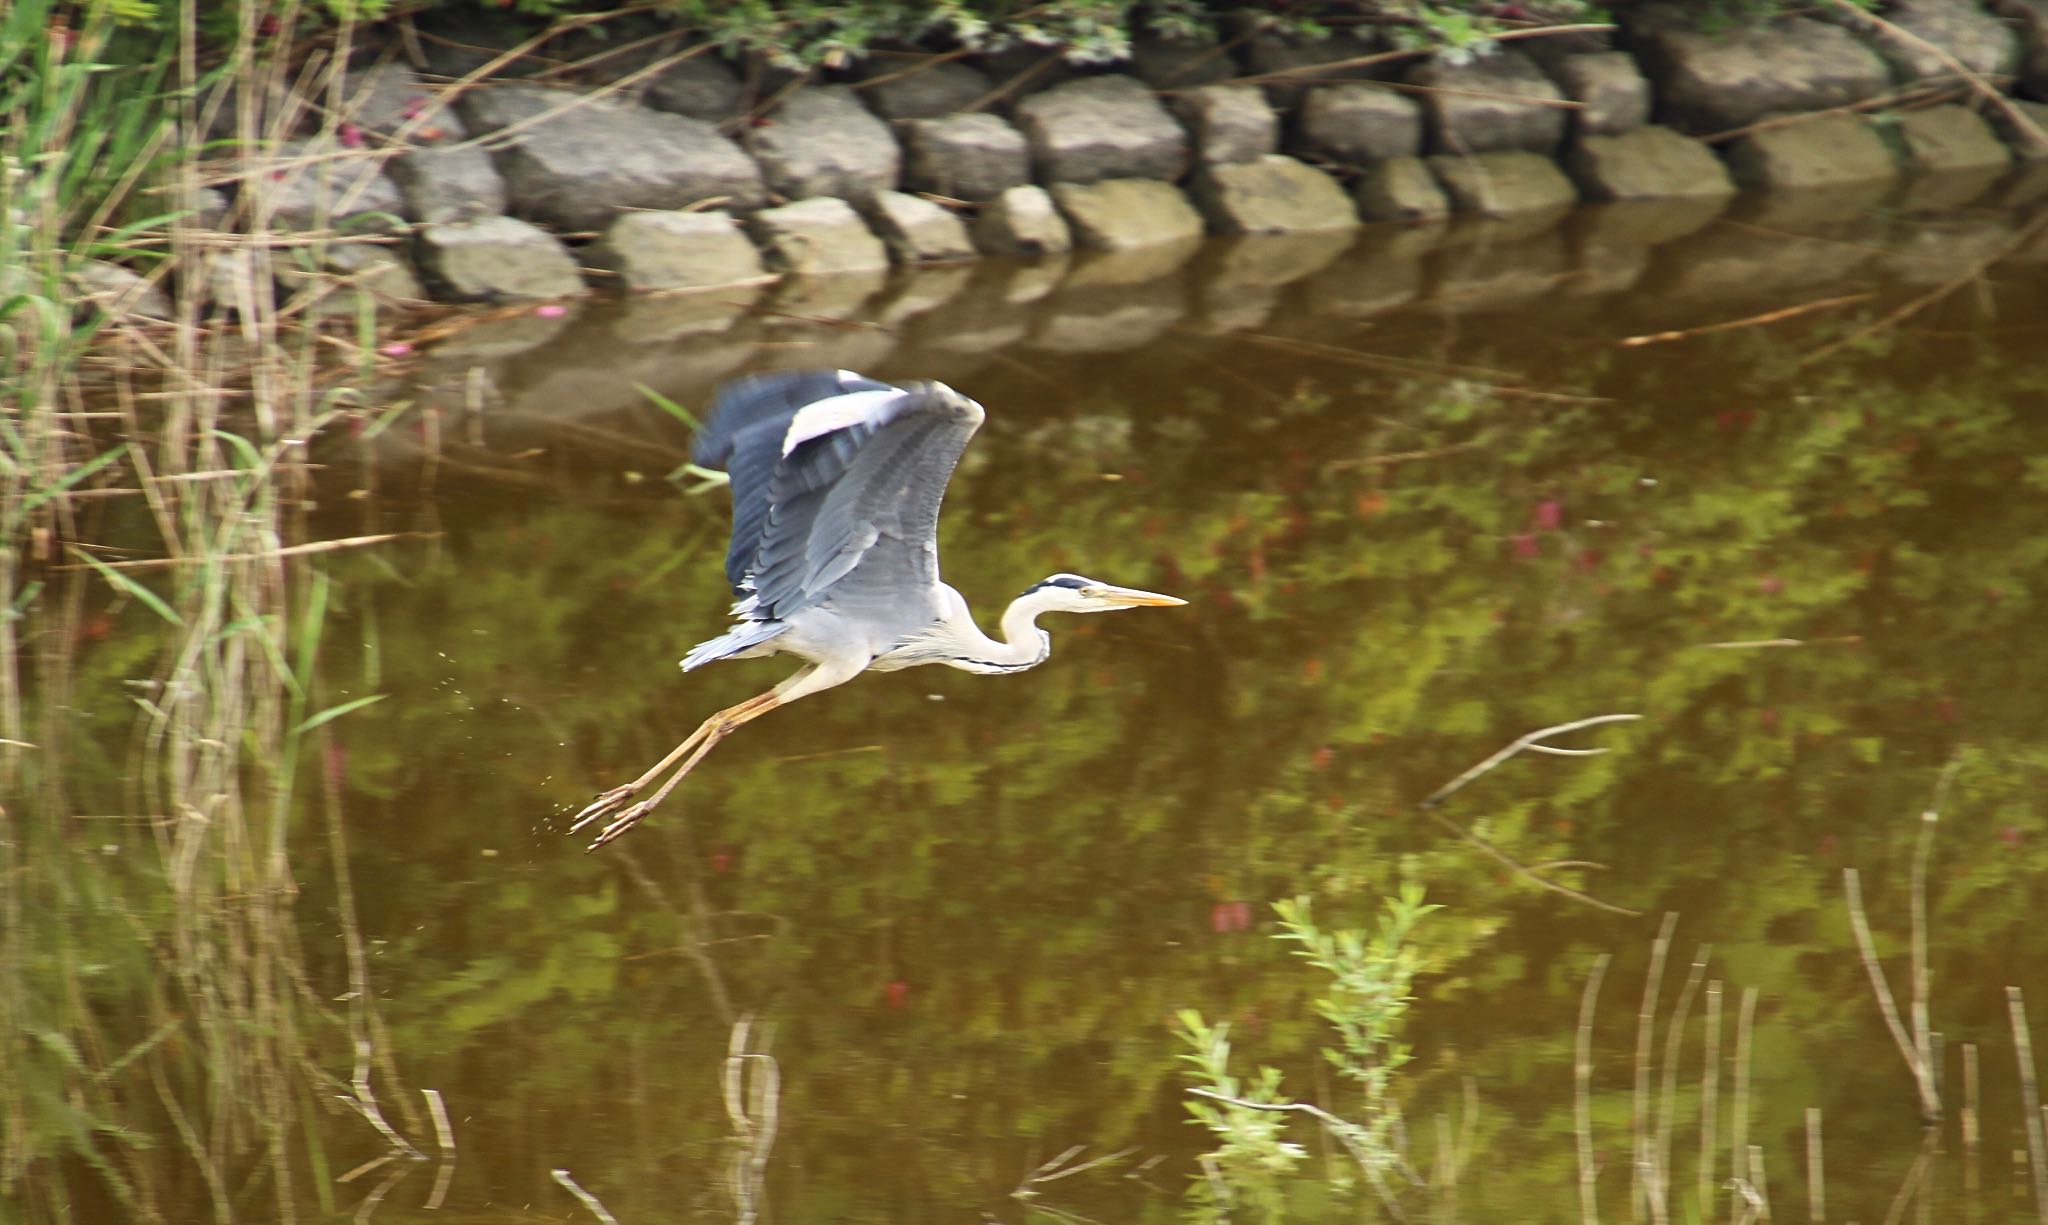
[1412,714,1644,916]
[552,1169,621,1225]
[1420,713,1641,809]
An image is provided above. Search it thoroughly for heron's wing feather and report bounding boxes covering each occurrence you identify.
[692,370,897,592]
[744,382,983,620]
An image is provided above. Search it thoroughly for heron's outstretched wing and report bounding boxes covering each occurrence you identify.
[693,370,985,620]
[694,369,898,593]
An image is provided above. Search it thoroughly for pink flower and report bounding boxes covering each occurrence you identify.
[338,122,365,148]
[535,304,566,318]
[378,342,412,357]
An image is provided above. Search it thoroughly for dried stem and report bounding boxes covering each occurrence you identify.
[1576,953,1611,1225]
[2011,987,2048,1223]
[1653,947,1711,1224]
[1731,987,1759,1224]
[1634,913,1679,1224]
[1805,1108,1825,1224]
[1843,868,1943,1120]
[1700,981,1723,1216]
[552,1168,621,1225]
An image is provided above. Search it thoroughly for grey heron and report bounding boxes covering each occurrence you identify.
[570,369,1187,850]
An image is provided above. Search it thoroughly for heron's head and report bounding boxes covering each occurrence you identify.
[1021,573,1187,615]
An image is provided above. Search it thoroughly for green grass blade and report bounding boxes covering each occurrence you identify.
[69,549,181,626]
[292,693,384,736]
[19,441,129,515]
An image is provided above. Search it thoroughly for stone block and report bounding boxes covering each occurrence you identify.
[1049,179,1207,251]
[416,215,585,300]
[339,63,465,144]
[972,185,1073,257]
[1429,151,1579,218]
[860,59,991,120]
[1564,126,1737,200]
[255,141,406,232]
[1296,85,1423,164]
[1031,279,1186,352]
[1432,229,1572,313]
[1843,0,2020,82]
[276,242,425,314]
[643,53,747,124]
[1550,52,1651,137]
[746,197,890,275]
[1408,50,1568,154]
[461,84,764,228]
[590,210,765,291]
[70,260,171,321]
[1894,105,2015,172]
[1354,157,1450,222]
[1626,8,1892,133]
[902,113,1031,201]
[746,85,900,204]
[1190,155,1356,234]
[1723,113,1899,189]
[865,191,976,263]
[1014,76,1189,184]
[1174,85,1278,165]
[1300,226,1435,318]
[388,145,506,223]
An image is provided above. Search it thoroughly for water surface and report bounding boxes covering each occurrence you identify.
[21,179,2048,1223]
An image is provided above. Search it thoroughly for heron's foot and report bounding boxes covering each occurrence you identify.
[568,784,638,835]
[586,801,655,852]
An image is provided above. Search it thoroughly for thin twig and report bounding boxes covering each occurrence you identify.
[1619,294,1873,348]
[54,532,416,570]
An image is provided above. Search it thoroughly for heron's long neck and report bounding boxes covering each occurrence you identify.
[942,592,1054,674]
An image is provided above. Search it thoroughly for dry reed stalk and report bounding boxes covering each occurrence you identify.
[1805,1108,1824,1223]
[2011,987,2048,1223]
[1701,981,1723,1216]
[1653,947,1711,1223]
[1635,913,1679,1223]
[1578,952,1611,1225]
[1962,1042,1980,1151]
[1748,1144,1769,1219]
[1731,987,1759,1224]
[1844,867,1943,1120]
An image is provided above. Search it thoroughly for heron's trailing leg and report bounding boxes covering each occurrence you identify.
[570,691,781,850]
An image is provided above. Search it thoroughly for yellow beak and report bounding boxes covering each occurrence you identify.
[1093,585,1188,608]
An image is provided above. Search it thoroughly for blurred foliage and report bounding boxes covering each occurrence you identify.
[74,0,1613,68]
[13,269,2048,1222]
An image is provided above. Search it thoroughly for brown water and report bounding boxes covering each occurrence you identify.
[21,176,2048,1223]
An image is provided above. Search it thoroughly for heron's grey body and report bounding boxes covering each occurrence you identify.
[681,370,1051,693]
[570,368,1183,849]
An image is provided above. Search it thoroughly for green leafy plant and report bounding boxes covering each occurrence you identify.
[1177,885,1438,1220]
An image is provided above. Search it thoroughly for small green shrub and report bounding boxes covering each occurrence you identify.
[1176,884,1437,1220]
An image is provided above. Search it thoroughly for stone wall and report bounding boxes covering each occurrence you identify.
[126,0,2048,319]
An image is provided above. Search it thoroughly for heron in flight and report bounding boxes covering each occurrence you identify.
[570,370,1186,850]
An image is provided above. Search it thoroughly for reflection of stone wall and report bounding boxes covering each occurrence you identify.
[165,0,2048,319]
